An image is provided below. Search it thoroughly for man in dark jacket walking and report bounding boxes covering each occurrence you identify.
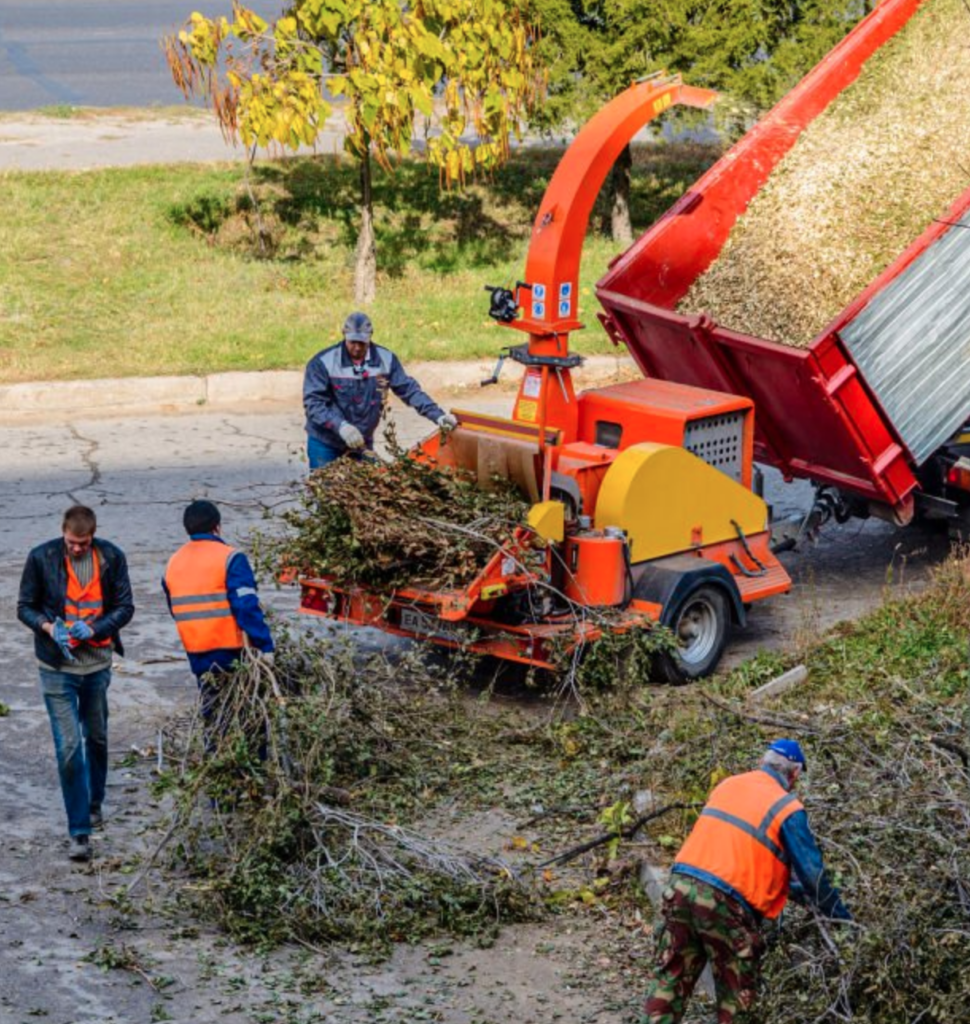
[304,311,458,469]
[17,505,134,862]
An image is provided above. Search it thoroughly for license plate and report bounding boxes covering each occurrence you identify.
[399,607,462,642]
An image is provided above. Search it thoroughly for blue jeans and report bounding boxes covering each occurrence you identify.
[307,435,374,470]
[307,435,345,470]
[40,667,110,836]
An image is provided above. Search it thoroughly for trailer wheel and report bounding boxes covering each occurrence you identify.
[656,585,730,684]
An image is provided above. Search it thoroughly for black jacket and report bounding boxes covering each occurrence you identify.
[18,537,135,668]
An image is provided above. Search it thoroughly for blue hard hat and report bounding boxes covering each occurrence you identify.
[769,739,806,768]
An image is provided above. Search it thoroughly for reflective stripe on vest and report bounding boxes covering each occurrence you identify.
[673,770,804,919]
[164,540,244,654]
[64,552,112,648]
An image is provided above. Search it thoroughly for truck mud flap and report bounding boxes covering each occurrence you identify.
[633,554,746,627]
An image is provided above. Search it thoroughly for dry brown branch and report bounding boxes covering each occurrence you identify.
[700,689,820,733]
[538,803,699,868]
[931,735,970,766]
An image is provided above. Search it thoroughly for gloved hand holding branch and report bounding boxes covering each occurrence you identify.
[337,422,366,450]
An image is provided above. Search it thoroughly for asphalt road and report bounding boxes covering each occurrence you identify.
[0,0,282,111]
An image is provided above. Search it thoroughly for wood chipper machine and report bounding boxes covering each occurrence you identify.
[300,75,792,681]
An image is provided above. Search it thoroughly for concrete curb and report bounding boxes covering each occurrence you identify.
[0,355,639,422]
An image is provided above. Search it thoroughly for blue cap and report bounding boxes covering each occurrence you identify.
[342,311,373,342]
[769,739,806,768]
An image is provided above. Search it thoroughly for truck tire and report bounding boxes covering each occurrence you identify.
[655,585,730,684]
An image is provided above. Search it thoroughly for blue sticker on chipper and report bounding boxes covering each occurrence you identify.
[532,284,546,300]
[559,300,571,317]
[559,282,573,299]
[532,301,545,319]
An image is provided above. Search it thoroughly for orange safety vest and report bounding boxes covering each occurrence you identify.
[65,551,112,648]
[164,539,244,654]
[674,769,804,919]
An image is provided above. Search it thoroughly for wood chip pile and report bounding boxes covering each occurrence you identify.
[680,0,970,347]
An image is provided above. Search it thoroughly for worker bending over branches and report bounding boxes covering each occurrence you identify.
[641,740,851,1024]
[303,311,457,469]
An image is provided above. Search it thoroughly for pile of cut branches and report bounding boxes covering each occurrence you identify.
[681,0,970,346]
[270,441,530,591]
[140,546,970,1015]
[151,635,536,949]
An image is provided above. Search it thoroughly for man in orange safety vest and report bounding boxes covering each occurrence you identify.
[641,740,851,1024]
[163,500,274,717]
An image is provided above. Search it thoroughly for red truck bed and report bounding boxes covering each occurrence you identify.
[596,0,970,523]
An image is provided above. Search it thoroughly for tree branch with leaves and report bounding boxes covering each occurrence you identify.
[164,0,543,303]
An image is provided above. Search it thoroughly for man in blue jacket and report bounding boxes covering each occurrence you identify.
[18,505,135,862]
[303,311,458,469]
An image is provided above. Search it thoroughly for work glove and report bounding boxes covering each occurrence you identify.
[436,413,458,433]
[68,620,95,642]
[50,618,77,663]
[338,422,366,450]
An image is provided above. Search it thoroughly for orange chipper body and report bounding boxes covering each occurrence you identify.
[562,532,627,608]
[299,75,792,681]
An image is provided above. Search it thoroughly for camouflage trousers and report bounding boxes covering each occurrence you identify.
[641,875,765,1024]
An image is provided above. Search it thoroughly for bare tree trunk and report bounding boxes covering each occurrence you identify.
[354,147,377,305]
[609,143,634,247]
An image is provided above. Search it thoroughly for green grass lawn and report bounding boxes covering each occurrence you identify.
[0,105,209,122]
[0,143,718,382]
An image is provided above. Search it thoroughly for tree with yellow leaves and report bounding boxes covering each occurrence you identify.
[164,1,542,303]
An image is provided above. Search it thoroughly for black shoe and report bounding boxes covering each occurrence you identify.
[68,835,91,862]
[90,806,103,830]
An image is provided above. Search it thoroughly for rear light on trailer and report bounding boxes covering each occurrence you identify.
[947,458,970,492]
[300,585,331,615]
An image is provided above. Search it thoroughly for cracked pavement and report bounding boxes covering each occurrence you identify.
[0,397,952,1024]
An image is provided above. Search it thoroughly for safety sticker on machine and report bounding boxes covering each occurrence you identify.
[532,283,546,320]
[517,399,538,422]
[522,372,542,398]
[559,281,573,318]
